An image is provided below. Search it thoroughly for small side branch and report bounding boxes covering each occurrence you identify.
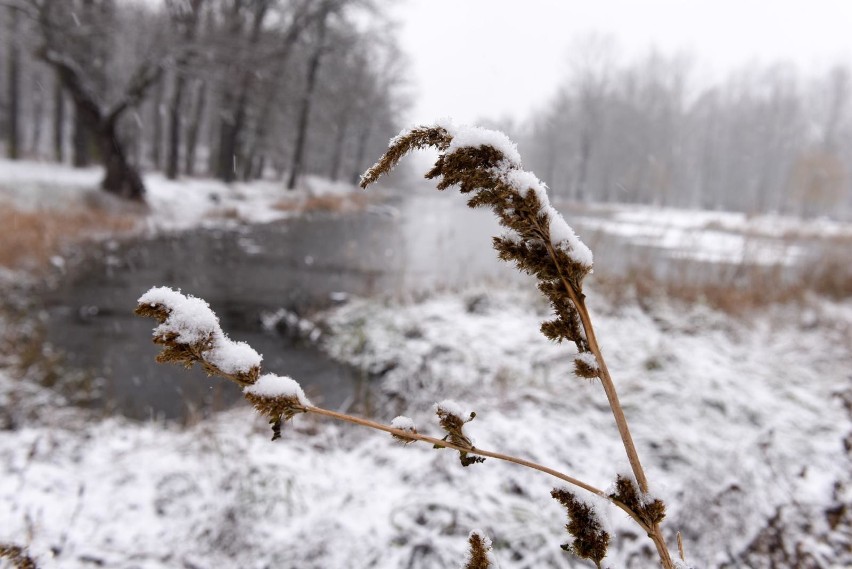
[306,405,652,533]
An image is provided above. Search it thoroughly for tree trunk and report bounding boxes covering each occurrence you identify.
[328,115,349,182]
[29,72,45,156]
[184,79,205,176]
[149,78,165,170]
[36,2,160,200]
[575,129,591,201]
[215,2,270,183]
[165,71,185,179]
[287,16,328,190]
[215,100,238,182]
[72,105,92,167]
[100,121,145,200]
[6,6,20,160]
[165,0,201,180]
[53,76,64,162]
[350,117,373,185]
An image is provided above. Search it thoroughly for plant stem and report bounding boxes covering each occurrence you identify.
[573,295,649,491]
[571,297,675,569]
[305,405,653,534]
[531,216,675,568]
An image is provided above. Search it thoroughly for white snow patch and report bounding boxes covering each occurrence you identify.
[435,119,522,167]
[390,416,416,432]
[435,399,467,419]
[498,229,523,244]
[205,339,262,375]
[138,286,219,345]
[504,169,550,206]
[545,206,594,267]
[243,373,310,406]
[575,352,599,371]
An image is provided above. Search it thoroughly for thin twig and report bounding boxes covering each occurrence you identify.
[305,405,653,534]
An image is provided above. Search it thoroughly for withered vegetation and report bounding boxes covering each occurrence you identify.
[0,544,38,569]
[551,488,611,569]
[362,126,593,355]
[0,204,137,271]
[609,474,667,528]
[463,531,494,569]
[435,405,485,467]
[133,301,260,387]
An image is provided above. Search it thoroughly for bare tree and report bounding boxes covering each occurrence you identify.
[165,0,203,180]
[29,0,167,200]
[52,73,63,161]
[286,8,329,190]
[5,4,20,159]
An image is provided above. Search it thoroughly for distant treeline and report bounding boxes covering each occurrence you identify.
[510,40,852,217]
[0,0,406,199]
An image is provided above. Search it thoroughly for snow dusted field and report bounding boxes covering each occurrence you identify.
[0,159,851,567]
[1,286,850,568]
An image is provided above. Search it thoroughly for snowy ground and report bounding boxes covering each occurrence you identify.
[571,204,852,267]
[0,159,851,567]
[1,286,850,568]
[0,159,364,232]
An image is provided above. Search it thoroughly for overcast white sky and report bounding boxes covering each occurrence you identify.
[389,0,852,125]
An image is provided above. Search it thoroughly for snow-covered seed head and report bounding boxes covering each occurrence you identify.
[573,352,600,379]
[463,530,496,569]
[609,474,666,527]
[136,287,312,440]
[361,122,594,354]
[243,374,311,440]
[135,287,262,386]
[434,400,484,467]
[390,415,418,443]
[551,488,611,568]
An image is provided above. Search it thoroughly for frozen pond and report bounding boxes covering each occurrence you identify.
[42,191,836,420]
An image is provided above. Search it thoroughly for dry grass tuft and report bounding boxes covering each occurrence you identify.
[593,243,852,315]
[463,531,494,569]
[271,193,368,214]
[0,543,38,569]
[0,203,138,271]
[551,488,611,569]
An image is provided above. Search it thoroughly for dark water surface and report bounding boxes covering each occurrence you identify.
[43,192,514,420]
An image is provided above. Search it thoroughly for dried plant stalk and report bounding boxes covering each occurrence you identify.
[463,531,495,569]
[360,121,677,568]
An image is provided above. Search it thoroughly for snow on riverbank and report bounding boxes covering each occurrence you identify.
[571,204,852,267]
[0,159,362,233]
[2,287,850,568]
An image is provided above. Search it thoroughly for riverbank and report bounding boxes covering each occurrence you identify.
[0,159,373,276]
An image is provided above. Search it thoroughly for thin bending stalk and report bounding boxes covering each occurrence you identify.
[534,220,675,568]
[306,405,653,534]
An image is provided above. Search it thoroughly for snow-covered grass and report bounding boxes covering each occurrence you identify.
[2,287,849,568]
